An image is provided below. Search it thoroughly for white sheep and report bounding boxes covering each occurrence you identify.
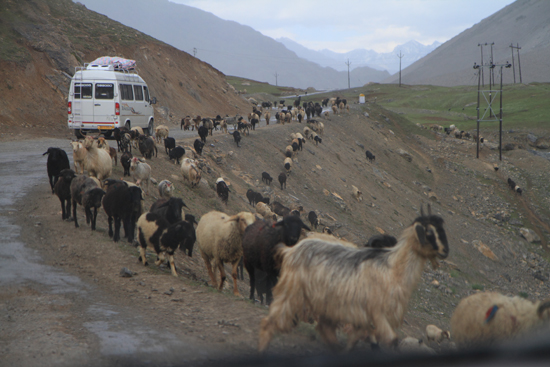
[303,126,311,139]
[351,185,363,202]
[426,324,451,343]
[180,157,201,188]
[258,206,449,352]
[158,179,173,199]
[256,202,276,221]
[451,292,550,347]
[154,125,169,144]
[83,136,112,182]
[283,157,292,175]
[130,157,152,194]
[70,141,87,174]
[195,210,256,296]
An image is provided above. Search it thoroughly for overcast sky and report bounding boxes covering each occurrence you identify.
[170,0,515,53]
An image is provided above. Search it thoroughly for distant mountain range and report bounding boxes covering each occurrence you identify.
[384,0,550,86]
[73,0,388,89]
[277,38,441,75]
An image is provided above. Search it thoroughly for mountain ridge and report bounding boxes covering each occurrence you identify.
[73,0,390,89]
[383,0,550,86]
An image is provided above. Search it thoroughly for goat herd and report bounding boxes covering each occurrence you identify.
[40,97,546,354]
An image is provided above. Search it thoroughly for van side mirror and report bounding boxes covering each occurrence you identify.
[151,97,157,105]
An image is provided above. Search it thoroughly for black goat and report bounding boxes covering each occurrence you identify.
[138,135,157,159]
[112,127,129,152]
[53,169,76,220]
[164,137,176,155]
[137,213,196,277]
[82,187,106,231]
[169,146,185,164]
[198,125,208,143]
[366,150,375,162]
[250,118,259,131]
[308,210,318,229]
[102,180,143,243]
[242,216,310,304]
[278,172,286,190]
[180,214,198,257]
[43,147,70,193]
[246,189,258,206]
[271,201,291,217]
[262,172,273,185]
[70,175,99,229]
[216,178,230,205]
[150,197,188,225]
[194,139,205,155]
[233,131,242,147]
[121,151,132,176]
[507,178,522,195]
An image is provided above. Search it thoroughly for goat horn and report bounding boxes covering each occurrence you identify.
[420,204,425,217]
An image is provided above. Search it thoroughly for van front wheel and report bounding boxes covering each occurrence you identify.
[147,120,154,136]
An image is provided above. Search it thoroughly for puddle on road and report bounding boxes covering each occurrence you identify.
[0,138,191,359]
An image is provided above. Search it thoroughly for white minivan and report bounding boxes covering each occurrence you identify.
[67,60,155,138]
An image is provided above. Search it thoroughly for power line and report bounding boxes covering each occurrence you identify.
[273,72,279,86]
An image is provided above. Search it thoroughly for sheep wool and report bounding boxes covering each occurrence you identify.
[196,210,256,296]
[451,292,550,347]
[258,208,449,352]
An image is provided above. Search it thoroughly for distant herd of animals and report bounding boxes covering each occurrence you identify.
[41,95,540,354]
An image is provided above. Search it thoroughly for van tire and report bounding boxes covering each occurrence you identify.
[125,122,131,130]
[147,120,154,136]
[74,130,84,139]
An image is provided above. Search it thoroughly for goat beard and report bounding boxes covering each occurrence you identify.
[430,258,439,270]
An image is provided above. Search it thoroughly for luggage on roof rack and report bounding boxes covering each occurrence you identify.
[89,56,136,71]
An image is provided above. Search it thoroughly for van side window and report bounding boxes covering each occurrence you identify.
[120,84,134,101]
[143,86,150,102]
[134,85,144,101]
[95,83,114,99]
[75,83,92,99]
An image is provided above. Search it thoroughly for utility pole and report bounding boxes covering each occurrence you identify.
[193,47,197,57]
[489,42,495,86]
[345,59,351,89]
[273,72,279,86]
[397,51,404,87]
[510,43,523,83]
[478,43,484,87]
[509,43,516,83]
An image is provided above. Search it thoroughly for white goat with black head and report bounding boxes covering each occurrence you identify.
[258,205,449,352]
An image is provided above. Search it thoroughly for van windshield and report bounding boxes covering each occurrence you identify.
[143,86,150,102]
[95,83,114,99]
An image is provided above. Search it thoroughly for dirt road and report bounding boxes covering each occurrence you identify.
[0,138,213,366]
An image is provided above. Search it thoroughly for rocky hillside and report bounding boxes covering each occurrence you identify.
[0,0,251,139]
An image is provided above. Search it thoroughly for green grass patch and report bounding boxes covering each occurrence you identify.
[226,76,306,96]
[472,283,484,291]
[518,291,529,299]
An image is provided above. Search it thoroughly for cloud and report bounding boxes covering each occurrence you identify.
[170,0,516,53]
